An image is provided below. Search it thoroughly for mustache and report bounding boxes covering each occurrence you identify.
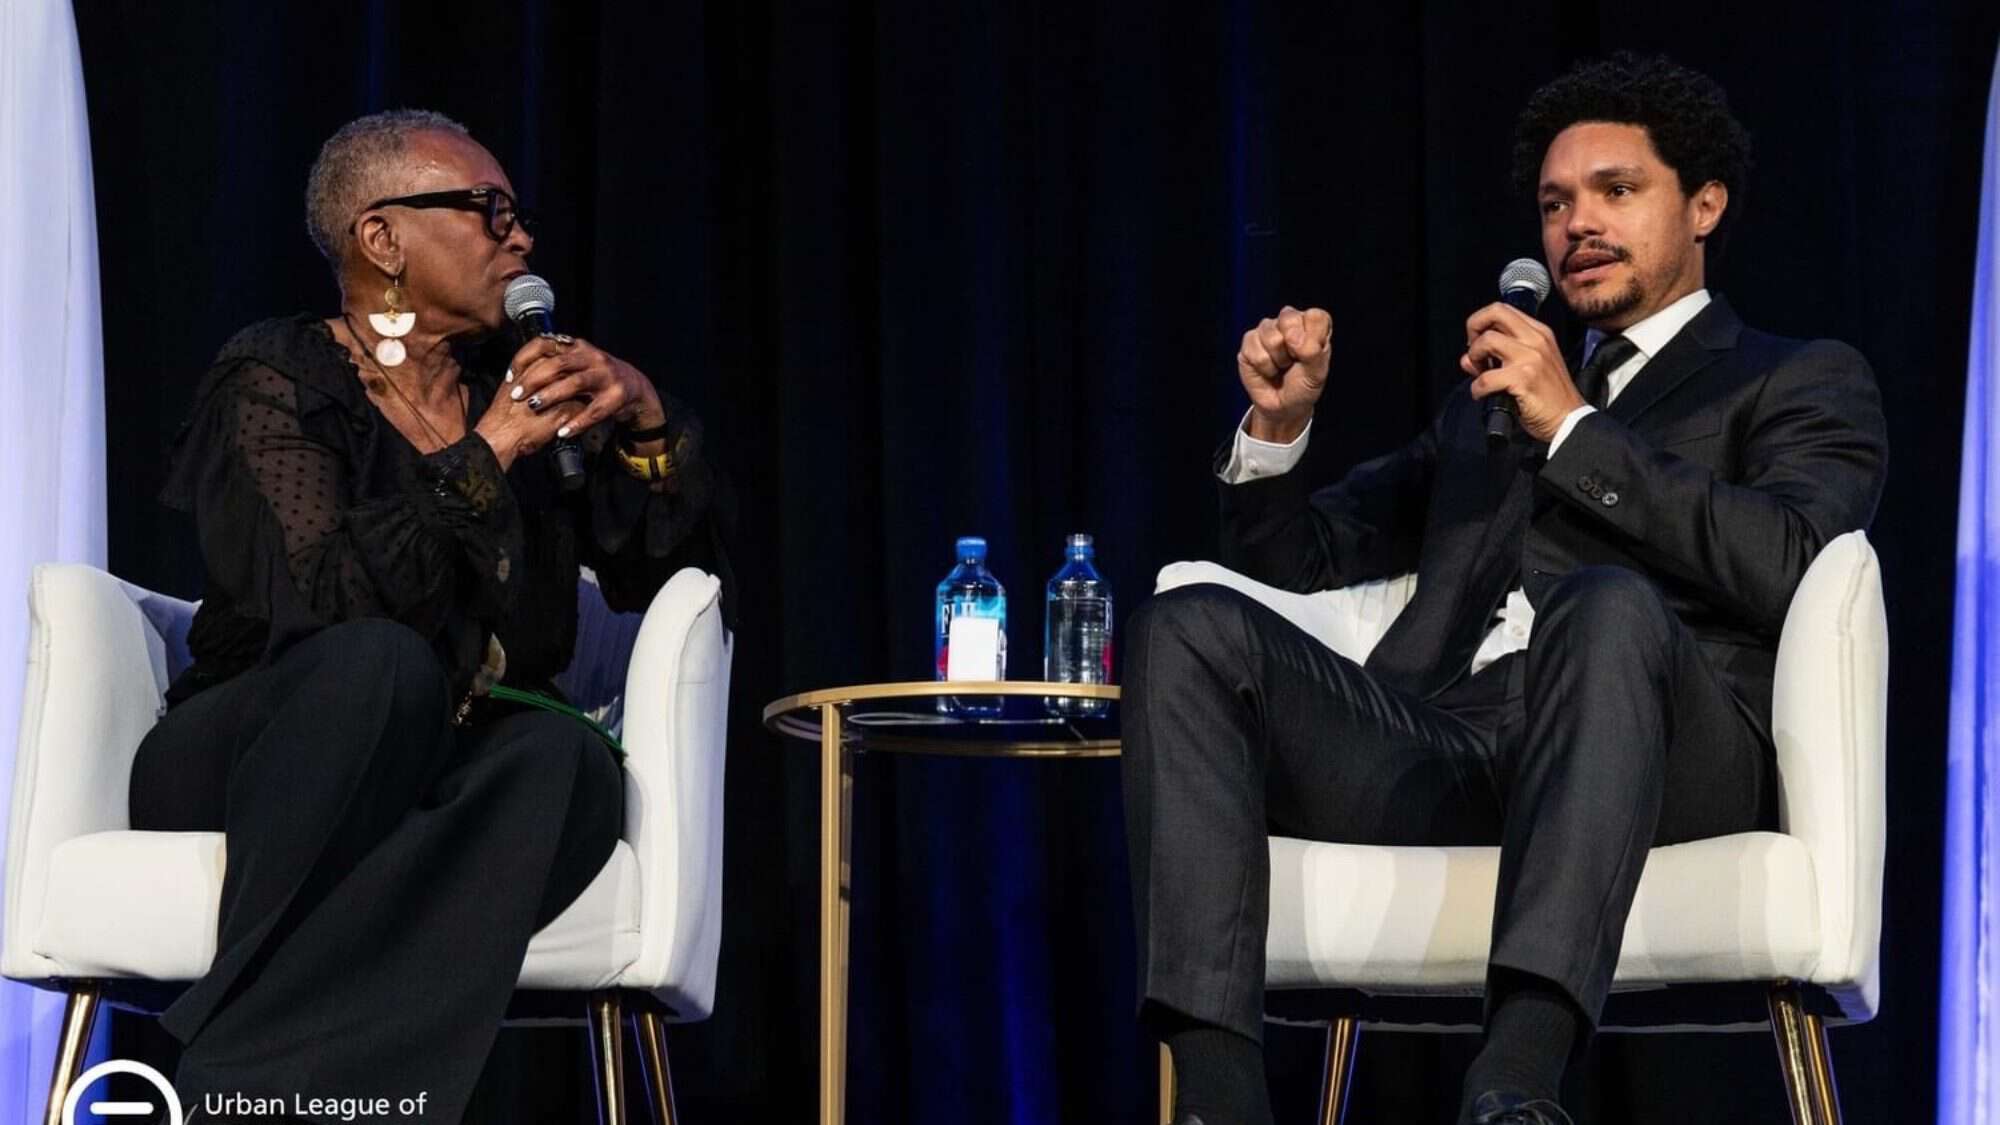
[1563,242,1631,272]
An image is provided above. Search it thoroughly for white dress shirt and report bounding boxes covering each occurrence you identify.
[1217,288,1712,675]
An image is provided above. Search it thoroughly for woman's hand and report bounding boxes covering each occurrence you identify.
[472,363,586,471]
[504,334,667,436]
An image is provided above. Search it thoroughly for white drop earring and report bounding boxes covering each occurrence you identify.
[367,271,415,366]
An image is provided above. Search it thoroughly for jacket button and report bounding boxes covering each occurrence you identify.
[1578,475,1596,491]
[1601,491,1620,507]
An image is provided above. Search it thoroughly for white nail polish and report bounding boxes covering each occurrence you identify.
[511,386,524,400]
[557,426,572,438]
[504,368,514,382]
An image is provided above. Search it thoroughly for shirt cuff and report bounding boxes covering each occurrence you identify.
[415,434,510,521]
[1546,404,1598,458]
[1218,409,1312,483]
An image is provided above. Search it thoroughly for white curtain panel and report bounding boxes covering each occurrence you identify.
[1943,44,2000,1125]
[0,1,109,1120]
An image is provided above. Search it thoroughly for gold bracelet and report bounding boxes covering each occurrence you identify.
[615,443,675,482]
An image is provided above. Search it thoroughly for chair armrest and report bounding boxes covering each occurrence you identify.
[1153,561,1417,663]
[4,565,184,981]
[612,567,731,1018]
[1769,531,1887,1011]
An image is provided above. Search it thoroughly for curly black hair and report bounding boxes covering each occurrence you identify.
[1512,52,1753,256]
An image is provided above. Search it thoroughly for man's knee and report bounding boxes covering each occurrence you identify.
[1129,583,1260,663]
[1127,585,1264,709]
[1523,567,1679,776]
[1535,566,1673,646]
[1124,585,1267,775]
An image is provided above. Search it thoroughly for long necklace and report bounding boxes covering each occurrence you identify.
[341,312,467,453]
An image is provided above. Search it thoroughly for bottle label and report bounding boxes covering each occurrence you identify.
[945,616,1003,681]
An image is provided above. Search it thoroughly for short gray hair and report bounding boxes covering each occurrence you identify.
[304,108,470,266]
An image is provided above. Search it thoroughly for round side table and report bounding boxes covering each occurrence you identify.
[763,680,1120,1125]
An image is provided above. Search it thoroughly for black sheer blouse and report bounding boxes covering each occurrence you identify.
[161,314,733,705]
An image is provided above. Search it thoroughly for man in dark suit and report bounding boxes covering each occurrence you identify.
[1122,54,1888,1125]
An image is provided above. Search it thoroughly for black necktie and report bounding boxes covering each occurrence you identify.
[1574,334,1639,409]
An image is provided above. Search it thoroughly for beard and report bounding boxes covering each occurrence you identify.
[1564,269,1646,325]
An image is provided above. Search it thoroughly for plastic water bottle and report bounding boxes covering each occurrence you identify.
[1044,533,1112,716]
[935,536,1007,715]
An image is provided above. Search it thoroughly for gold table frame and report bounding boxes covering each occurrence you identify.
[762,680,1121,1125]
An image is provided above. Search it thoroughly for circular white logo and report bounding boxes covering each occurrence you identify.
[62,1058,181,1125]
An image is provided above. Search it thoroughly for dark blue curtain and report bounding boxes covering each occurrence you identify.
[73,2,1998,1121]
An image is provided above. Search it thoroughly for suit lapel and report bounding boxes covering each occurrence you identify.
[1605,294,1742,427]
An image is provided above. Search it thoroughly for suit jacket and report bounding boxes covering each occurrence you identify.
[1216,295,1889,731]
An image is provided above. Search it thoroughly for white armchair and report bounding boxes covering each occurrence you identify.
[1152,531,1886,1125]
[4,563,733,1125]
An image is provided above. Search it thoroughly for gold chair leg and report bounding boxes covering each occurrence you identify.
[1317,1016,1361,1125]
[629,1007,680,1125]
[1768,983,1841,1124]
[587,990,629,1125]
[1803,1009,1843,1125]
[1158,1043,1175,1125]
[42,985,102,1125]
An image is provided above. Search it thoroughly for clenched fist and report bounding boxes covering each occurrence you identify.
[1238,305,1330,443]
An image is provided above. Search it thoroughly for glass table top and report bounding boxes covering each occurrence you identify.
[763,681,1121,757]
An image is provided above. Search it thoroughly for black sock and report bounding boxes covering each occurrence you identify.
[1164,1022,1275,1125]
[1462,971,1583,1112]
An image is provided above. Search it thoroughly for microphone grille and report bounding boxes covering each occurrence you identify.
[503,273,555,321]
[1497,258,1552,305]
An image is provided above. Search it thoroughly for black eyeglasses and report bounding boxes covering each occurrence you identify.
[353,187,536,241]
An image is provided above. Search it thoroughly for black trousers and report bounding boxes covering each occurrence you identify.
[129,618,624,1124]
[1120,566,1775,1042]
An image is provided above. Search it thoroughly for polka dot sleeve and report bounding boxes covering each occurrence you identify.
[190,359,524,633]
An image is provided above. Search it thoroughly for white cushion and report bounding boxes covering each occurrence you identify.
[1266,831,1820,993]
[31,831,643,991]
[1154,561,1415,665]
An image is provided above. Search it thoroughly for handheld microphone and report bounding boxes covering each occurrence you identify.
[502,274,586,491]
[1482,258,1554,447]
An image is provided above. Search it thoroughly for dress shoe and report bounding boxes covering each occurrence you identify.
[1467,1089,1574,1124]
[1170,1115,1208,1125]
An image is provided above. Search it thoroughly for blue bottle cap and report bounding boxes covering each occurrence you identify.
[1066,533,1094,558]
[955,536,988,561]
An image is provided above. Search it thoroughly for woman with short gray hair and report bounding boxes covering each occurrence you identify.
[127,109,732,1123]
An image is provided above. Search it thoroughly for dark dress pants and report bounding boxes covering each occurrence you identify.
[128,618,624,1124]
[1120,566,1775,1042]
